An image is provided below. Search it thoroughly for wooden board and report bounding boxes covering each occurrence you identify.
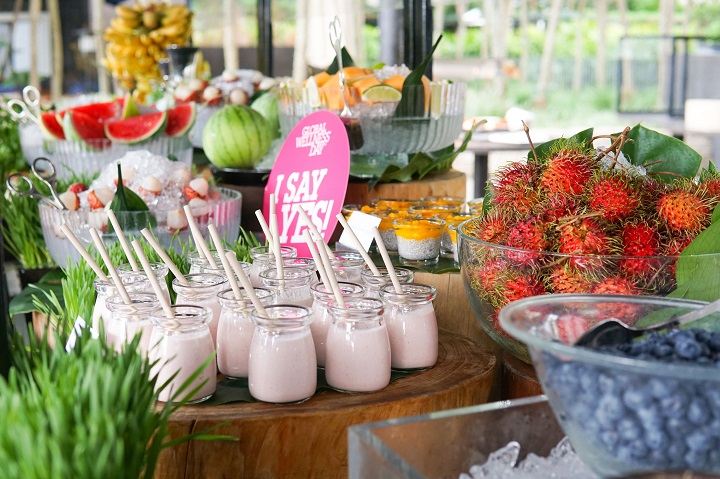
[154,329,495,479]
[344,169,466,206]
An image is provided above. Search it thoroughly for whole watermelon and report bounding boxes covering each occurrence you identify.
[202,104,273,169]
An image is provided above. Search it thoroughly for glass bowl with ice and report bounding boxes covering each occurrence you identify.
[40,150,242,268]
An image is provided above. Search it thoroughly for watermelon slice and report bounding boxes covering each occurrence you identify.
[105,111,168,144]
[55,100,121,129]
[165,102,196,137]
[63,110,107,142]
[40,111,65,140]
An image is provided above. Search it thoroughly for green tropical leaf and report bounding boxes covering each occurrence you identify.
[670,218,720,301]
[528,127,594,163]
[620,124,702,182]
[325,47,356,74]
[395,35,443,118]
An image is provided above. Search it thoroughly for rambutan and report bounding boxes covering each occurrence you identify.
[502,274,546,304]
[491,162,542,215]
[587,175,641,222]
[547,264,593,293]
[558,218,613,257]
[505,216,550,264]
[657,188,711,233]
[535,194,581,223]
[471,258,508,292]
[619,221,661,278]
[592,276,640,295]
[540,147,595,196]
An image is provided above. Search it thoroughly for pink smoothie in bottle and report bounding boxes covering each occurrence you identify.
[248,305,316,403]
[216,287,275,378]
[92,273,150,335]
[248,245,298,288]
[308,281,365,367]
[325,298,391,392]
[105,292,159,357]
[172,273,227,348]
[380,283,438,370]
[260,267,315,308]
[149,305,217,403]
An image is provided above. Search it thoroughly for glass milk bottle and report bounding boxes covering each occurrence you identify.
[325,297,391,393]
[329,250,365,282]
[172,273,228,347]
[282,257,316,275]
[216,287,275,379]
[260,267,314,308]
[309,281,365,367]
[199,260,252,280]
[249,245,297,287]
[149,305,217,404]
[92,273,150,335]
[105,292,159,358]
[187,249,237,274]
[118,262,170,304]
[248,305,316,403]
[379,283,439,370]
[361,267,415,299]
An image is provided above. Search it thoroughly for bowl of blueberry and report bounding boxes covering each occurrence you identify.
[499,294,720,478]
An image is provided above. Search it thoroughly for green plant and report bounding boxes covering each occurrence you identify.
[0,327,227,478]
[0,193,54,269]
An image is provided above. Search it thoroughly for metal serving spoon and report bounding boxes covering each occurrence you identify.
[329,16,352,119]
[574,297,720,348]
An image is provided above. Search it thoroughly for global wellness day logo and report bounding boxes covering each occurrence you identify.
[296,122,331,156]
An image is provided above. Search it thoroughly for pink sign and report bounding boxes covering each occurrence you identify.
[264,110,350,256]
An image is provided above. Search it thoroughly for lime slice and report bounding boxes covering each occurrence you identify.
[362,84,402,103]
[306,76,321,108]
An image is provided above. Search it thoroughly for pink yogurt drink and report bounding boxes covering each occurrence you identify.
[308,281,365,367]
[249,245,298,288]
[149,305,217,404]
[248,305,316,403]
[380,283,439,370]
[92,273,150,335]
[260,267,315,308]
[172,273,228,348]
[325,298,391,393]
[105,292,159,357]
[216,287,275,379]
[118,262,171,304]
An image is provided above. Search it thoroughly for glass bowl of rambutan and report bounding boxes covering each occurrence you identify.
[459,125,720,363]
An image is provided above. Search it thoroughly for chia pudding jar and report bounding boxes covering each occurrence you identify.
[392,218,445,265]
[329,250,365,282]
[172,273,228,347]
[260,267,315,308]
[309,281,365,367]
[466,197,484,214]
[249,245,298,287]
[149,305,217,404]
[408,203,461,219]
[361,267,415,299]
[435,212,473,259]
[325,297,391,393]
[418,195,465,208]
[187,249,238,274]
[105,292,160,357]
[216,287,275,379]
[376,210,411,252]
[248,305,317,403]
[379,283,438,370]
[92,273,150,335]
[371,199,418,210]
[118,262,170,304]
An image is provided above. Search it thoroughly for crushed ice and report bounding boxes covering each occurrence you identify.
[459,437,598,479]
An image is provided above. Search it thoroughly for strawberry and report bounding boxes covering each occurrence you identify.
[657,189,710,233]
[555,313,591,344]
[588,175,641,222]
[547,264,592,293]
[67,183,88,194]
[88,187,114,210]
[541,147,595,196]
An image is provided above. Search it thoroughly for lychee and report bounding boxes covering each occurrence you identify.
[58,191,79,211]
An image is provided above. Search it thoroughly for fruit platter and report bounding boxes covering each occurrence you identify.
[40,151,241,268]
[16,95,196,179]
[459,125,720,363]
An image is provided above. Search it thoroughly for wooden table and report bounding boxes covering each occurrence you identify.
[155,329,495,479]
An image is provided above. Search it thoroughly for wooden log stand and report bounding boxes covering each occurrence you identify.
[154,329,495,479]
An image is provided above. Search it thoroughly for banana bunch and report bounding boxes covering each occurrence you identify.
[103,2,193,102]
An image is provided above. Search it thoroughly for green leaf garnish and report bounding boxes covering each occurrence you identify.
[108,162,156,232]
[528,127,594,163]
[395,35,443,118]
[325,47,356,75]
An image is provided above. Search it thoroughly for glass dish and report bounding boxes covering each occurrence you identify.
[499,294,720,478]
[39,186,242,268]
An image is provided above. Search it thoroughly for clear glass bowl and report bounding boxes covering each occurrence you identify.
[189,104,221,149]
[19,122,193,179]
[277,82,466,156]
[499,294,720,478]
[457,217,720,363]
[39,186,242,268]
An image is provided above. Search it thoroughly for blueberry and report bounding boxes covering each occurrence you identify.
[688,397,711,425]
[708,332,720,352]
[636,403,663,430]
[623,388,648,411]
[596,394,627,424]
[666,417,694,438]
[660,391,689,419]
[648,378,675,398]
[598,372,619,392]
[600,430,619,450]
[648,449,671,467]
[675,337,703,360]
[579,370,598,392]
[684,449,709,470]
[644,427,669,450]
[629,438,649,459]
[686,429,713,452]
[652,343,674,357]
[704,387,720,408]
[618,417,642,441]
[666,441,687,465]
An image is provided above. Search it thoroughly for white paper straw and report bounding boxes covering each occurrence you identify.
[139,228,191,286]
[89,228,131,304]
[106,210,140,271]
[315,238,345,308]
[60,223,109,282]
[269,194,284,290]
[303,230,331,290]
[372,227,402,294]
[208,223,245,305]
[182,204,218,268]
[254,209,274,250]
[228,255,268,317]
[335,213,381,276]
[131,239,176,321]
[294,204,334,255]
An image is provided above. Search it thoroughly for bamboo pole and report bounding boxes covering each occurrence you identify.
[47,0,62,99]
[28,0,40,90]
